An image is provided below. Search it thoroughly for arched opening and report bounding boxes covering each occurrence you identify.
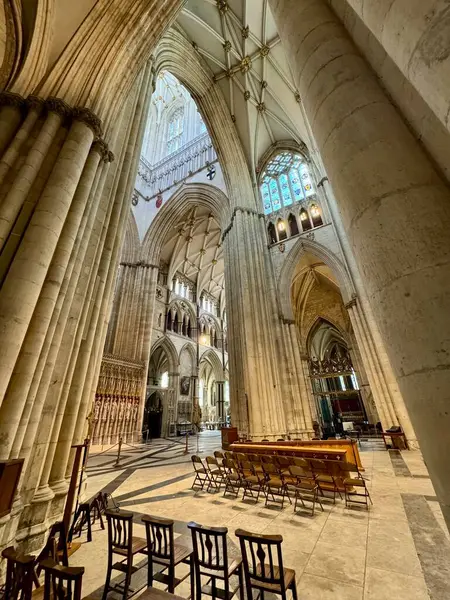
[310,204,323,227]
[146,344,176,438]
[290,250,377,438]
[299,208,312,231]
[268,222,277,244]
[277,218,287,242]
[288,213,299,237]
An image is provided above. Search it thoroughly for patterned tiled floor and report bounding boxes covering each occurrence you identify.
[69,432,450,600]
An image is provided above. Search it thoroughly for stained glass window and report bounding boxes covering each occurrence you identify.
[260,151,314,214]
[261,182,272,214]
[269,178,281,211]
[279,173,293,205]
[300,163,314,197]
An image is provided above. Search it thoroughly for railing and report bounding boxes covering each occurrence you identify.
[137,132,217,198]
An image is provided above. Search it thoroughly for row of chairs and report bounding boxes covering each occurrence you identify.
[192,451,371,513]
[103,508,298,600]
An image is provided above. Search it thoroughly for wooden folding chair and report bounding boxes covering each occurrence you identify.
[222,459,242,499]
[339,463,372,509]
[235,529,297,600]
[308,459,342,503]
[239,462,264,503]
[287,465,323,516]
[205,457,225,493]
[191,455,211,491]
[261,463,290,509]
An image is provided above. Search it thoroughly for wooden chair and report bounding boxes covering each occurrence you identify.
[40,558,84,600]
[308,459,342,503]
[235,529,297,600]
[188,522,243,600]
[191,456,211,491]
[239,462,264,503]
[2,546,36,600]
[261,463,290,509]
[260,455,273,465]
[274,456,291,475]
[222,459,242,499]
[141,515,193,594]
[35,522,69,578]
[205,457,225,493]
[287,465,323,516]
[102,509,147,600]
[339,463,372,509]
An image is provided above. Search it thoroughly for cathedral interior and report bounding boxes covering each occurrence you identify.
[0,1,449,599]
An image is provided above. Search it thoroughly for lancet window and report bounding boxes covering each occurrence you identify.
[167,107,184,154]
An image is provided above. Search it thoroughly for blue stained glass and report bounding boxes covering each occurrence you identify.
[261,183,272,215]
[300,163,314,197]
[279,173,292,206]
[289,168,304,201]
[269,179,281,211]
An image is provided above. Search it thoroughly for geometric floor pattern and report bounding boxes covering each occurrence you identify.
[69,432,450,600]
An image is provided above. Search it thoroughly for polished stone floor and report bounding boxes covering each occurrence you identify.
[70,432,450,600]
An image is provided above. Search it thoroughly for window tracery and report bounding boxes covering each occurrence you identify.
[167,107,184,154]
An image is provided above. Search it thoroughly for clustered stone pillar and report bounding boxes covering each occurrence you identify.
[0,66,153,553]
[269,0,450,526]
[216,381,225,424]
[223,208,288,440]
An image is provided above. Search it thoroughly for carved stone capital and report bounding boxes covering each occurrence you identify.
[92,139,111,162]
[26,96,45,113]
[0,91,26,111]
[345,297,357,309]
[72,106,103,138]
[107,150,115,163]
[45,97,72,122]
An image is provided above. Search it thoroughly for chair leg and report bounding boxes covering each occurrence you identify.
[290,578,298,600]
[237,563,244,600]
[189,555,195,600]
[123,563,132,600]
[168,565,175,594]
[147,556,153,588]
[102,559,112,600]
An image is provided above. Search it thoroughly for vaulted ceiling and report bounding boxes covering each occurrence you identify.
[160,204,224,302]
[176,0,309,175]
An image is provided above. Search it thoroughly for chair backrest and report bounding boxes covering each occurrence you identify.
[36,521,68,572]
[289,465,313,482]
[262,462,279,478]
[235,453,246,464]
[275,456,291,469]
[224,458,238,471]
[141,515,174,562]
[248,453,261,463]
[188,522,228,573]
[235,529,285,592]
[240,461,255,477]
[339,462,360,476]
[2,546,36,600]
[214,451,224,459]
[292,457,309,469]
[261,455,274,464]
[105,509,134,555]
[191,455,205,472]
[40,558,84,600]
[224,451,233,460]
[308,459,327,474]
[205,456,219,469]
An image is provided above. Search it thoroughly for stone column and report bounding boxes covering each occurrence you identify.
[0,106,100,406]
[341,0,450,135]
[0,93,24,155]
[216,381,225,424]
[223,208,287,440]
[269,0,450,525]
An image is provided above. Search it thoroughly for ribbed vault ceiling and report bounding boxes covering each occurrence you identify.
[160,205,224,302]
[176,0,309,174]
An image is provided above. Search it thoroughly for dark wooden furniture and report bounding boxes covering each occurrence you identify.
[2,546,36,600]
[191,456,211,491]
[35,521,70,579]
[381,430,408,450]
[221,428,238,450]
[69,491,106,543]
[0,459,24,519]
[205,457,225,493]
[40,558,84,600]
[141,515,193,594]
[137,588,186,600]
[235,529,297,600]
[340,462,372,509]
[308,459,343,503]
[188,521,243,600]
[102,509,147,600]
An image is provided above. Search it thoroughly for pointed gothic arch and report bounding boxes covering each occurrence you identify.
[277,237,354,321]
